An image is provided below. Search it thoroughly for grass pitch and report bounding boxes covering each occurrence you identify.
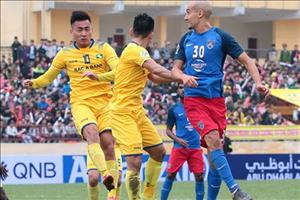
[4,180,300,200]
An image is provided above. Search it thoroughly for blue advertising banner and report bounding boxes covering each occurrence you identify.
[227,154,300,180]
[62,154,300,183]
[63,155,87,183]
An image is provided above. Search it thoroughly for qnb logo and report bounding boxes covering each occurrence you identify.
[13,162,56,179]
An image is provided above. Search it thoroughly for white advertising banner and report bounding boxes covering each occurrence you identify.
[2,155,63,184]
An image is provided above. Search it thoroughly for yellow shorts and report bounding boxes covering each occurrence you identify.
[87,145,123,172]
[111,109,163,155]
[71,97,111,136]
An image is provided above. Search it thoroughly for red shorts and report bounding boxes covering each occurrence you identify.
[184,97,226,148]
[167,148,204,174]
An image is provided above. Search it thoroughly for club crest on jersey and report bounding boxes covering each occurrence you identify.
[198,121,204,130]
[140,50,149,58]
[96,54,103,59]
[206,40,215,49]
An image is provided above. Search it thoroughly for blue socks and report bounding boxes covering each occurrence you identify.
[161,177,174,200]
[207,167,221,200]
[196,181,204,200]
[161,177,204,200]
[210,149,239,193]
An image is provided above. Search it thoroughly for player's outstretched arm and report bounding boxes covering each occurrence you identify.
[143,59,173,80]
[147,73,181,84]
[237,52,270,98]
[171,60,198,88]
[82,70,115,82]
[23,66,61,89]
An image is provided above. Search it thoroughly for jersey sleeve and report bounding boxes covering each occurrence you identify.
[174,32,189,62]
[166,106,176,129]
[133,46,151,67]
[216,28,244,59]
[103,43,119,70]
[96,43,119,82]
[32,50,65,88]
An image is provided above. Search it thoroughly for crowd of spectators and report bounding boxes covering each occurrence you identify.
[1,36,299,143]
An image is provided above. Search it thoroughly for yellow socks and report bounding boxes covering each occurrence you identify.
[106,160,119,198]
[88,143,107,175]
[116,180,122,199]
[87,184,99,200]
[126,170,141,200]
[142,158,162,199]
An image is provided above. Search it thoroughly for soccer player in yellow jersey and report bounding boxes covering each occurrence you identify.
[111,13,178,200]
[23,11,120,200]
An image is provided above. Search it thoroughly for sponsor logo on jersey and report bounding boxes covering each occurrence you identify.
[96,54,103,59]
[186,42,193,47]
[69,60,78,63]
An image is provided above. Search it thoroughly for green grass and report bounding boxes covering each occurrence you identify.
[3,180,300,200]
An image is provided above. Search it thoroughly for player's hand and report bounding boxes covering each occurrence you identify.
[176,138,188,148]
[0,162,8,180]
[82,71,99,81]
[23,79,33,88]
[182,74,198,88]
[256,84,270,100]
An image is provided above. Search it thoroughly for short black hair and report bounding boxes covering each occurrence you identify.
[70,11,91,25]
[133,13,154,38]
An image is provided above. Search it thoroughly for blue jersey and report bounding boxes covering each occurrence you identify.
[175,27,244,98]
[166,102,200,149]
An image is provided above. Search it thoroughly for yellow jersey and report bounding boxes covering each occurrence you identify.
[32,40,118,103]
[112,42,151,111]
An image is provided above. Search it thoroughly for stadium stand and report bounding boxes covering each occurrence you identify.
[0,39,299,143]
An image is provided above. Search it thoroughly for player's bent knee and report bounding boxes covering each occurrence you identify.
[204,131,222,150]
[83,125,100,143]
[148,145,166,162]
[88,170,100,187]
[126,156,142,171]
[194,173,204,182]
[167,173,176,180]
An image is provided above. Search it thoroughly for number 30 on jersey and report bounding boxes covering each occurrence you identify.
[192,45,205,58]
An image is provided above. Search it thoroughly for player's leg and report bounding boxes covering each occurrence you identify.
[140,113,165,200]
[160,172,176,200]
[187,149,205,200]
[125,155,143,200]
[143,144,165,200]
[206,149,221,200]
[185,97,252,200]
[71,103,114,191]
[110,110,143,200]
[87,168,100,200]
[97,111,120,196]
[160,148,186,200]
[107,146,123,200]
[0,187,8,200]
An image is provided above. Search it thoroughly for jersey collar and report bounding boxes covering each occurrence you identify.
[73,39,95,50]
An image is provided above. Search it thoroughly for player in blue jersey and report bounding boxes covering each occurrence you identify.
[172,1,270,200]
[161,84,204,200]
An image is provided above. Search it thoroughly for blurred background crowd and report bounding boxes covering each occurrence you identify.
[1,36,299,143]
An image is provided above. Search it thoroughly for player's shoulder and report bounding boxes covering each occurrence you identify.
[95,40,108,47]
[126,43,148,56]
[168,104,177,113]
[214,27,233,39]
[60,46,73,53]
[179,30,193,41]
